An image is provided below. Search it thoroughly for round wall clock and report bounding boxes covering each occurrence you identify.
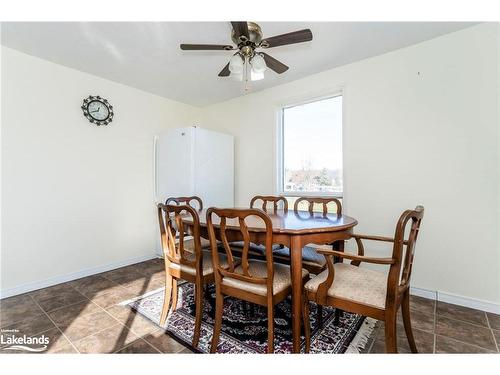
[81,95,114,126]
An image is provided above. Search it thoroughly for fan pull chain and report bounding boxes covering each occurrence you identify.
[244,55,250,93]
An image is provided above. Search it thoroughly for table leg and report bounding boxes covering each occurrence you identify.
[332,239,345,263]
[290,235,303,353]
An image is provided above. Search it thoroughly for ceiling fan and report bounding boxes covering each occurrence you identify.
[180,22,313,84]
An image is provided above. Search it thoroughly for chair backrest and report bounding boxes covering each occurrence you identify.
[386,206,425,304]
[250,195,288,213]
[165,196,203,211]
[293,197,342,216]
[206,208,275,294]
[157,203,202,271]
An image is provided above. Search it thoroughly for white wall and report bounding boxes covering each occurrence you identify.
[2,24,499,308]
[200,24,500,306]
[1,46,200,296]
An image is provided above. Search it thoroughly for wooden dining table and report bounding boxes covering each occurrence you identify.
[181,208,358,353]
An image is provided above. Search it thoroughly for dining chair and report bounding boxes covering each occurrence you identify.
[293,196,342,216]
[157,203,228,348]
[230,195,290,317]
[251,194,289,248]
[165,195,203,210]
[206,207,310,353]
[250,195,288,212]
[165,196,210,250]
[302,206,425,353]
[229,195,288,258]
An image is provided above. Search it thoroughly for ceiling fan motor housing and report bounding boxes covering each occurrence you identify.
[231,22,263,56]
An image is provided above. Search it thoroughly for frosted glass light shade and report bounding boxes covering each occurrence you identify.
[250,53,267,73]
[230,72,243,81]
[229,54,244,73]
[250,69,264,81]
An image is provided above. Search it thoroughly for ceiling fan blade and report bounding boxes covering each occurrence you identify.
[180,44,234,51]
[231,21,250,41]
[261,53,289,74]
[218,62,230,77]
[261,29,313,48]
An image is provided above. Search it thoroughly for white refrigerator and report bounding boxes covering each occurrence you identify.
[154,126,234,208]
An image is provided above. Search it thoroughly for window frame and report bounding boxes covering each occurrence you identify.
[276,92,344,199]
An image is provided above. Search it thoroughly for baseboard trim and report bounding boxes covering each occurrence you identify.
[437,291,500,315]
[0,253,159,299]
[410,286,500,314]
[410,286,437,300]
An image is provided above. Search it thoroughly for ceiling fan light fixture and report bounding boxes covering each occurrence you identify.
[250,53,267,73]
[180,22,312,87]
[229,53,244,73]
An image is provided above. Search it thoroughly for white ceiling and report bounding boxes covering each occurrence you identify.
[1,22,476,107]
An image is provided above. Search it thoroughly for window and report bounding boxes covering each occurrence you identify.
[278,95,343,198]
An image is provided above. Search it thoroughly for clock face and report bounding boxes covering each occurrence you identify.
[81,96,114,126]
[87,100,109,121]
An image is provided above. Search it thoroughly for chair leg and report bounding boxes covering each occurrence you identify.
[317,305,323,328]
[334,308,342,326]
[303,298,311,353]
[267,303,274,354]
[384,310,398,353]
[204,284,212,301]
[192,282,203,348]
[210,290,224,353]
[159,274,173,326]
[171,278,178,311]
[402,290,418,353]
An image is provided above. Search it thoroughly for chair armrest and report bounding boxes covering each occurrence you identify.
[313,244,395,304]
[315,248,395,265]
[352,234,408,245]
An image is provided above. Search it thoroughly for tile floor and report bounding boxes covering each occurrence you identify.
[0,258,498,354]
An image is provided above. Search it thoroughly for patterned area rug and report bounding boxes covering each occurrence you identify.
[123,283,376,354]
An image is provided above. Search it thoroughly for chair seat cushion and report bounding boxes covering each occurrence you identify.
[222,260,309,296]
[304,263,387,309]
[183,237,212,252]
[272,244,327,268]
[169,250,228,276]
